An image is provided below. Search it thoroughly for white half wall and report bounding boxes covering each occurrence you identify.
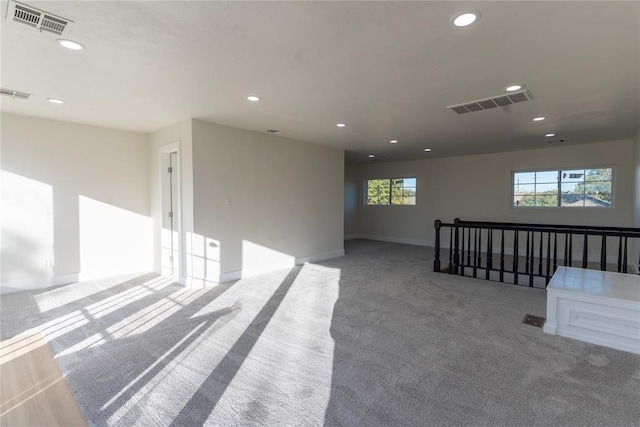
[1,113,150,292]
[191,119,344,282]
[353,139,635,248]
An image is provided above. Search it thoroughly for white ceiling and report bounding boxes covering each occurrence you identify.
[1,1,639,163]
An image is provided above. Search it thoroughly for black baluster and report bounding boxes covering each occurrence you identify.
[623,237,628,273]
[617,234,623,273]
[600,232,607,271]
[460,225,465,276]
[513,231,519,285]
[448,227,453,274]
[434,220,442,272]
[529,232,535,287]
[563,233,569,266]
[478,228,482,269]
[525,231,530,277]
[582,231,588,269]
[453,218,460,274]
[473,228,478,278]
[466,227,471,267]
[568,233,573,267]
[486,228,492,280]
[538,231,543,276]
[500,230,505,283]
[546,232,551,284]
[553,232,558,273]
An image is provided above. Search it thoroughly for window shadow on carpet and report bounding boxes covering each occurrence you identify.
[168,266,302,426]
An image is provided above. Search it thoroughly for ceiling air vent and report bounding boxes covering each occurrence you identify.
[0,87,31,99]
[447,89,534,115]
[6,0,74,35]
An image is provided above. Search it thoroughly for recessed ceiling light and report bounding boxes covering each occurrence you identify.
[57,39,85,51]
[545,133,556,137]
[368,154,375,158]
[390,140,398,144]
[533,116,546,121]
[505,84,522,92]
[336,123,347,128]
[47,98,64,104]
[424,148,432,152]
[452,12,479,27]
[247,95,261,102]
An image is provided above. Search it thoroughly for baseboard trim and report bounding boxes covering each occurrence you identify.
[185,276,219,288]
[296,249,345,264]
[219,270,242,283]
[344,234,365,240]
[214,249,345,284]
[357,234,433,247]
[0,273,79,294]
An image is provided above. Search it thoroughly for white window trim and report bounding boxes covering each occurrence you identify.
[364,177,418,206]
[511,165,615,209]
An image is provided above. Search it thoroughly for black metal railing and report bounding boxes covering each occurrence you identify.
[434,218,640,288]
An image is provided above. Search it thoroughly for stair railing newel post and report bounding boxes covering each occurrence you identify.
[434,219,441,272]
[453,218,461,274]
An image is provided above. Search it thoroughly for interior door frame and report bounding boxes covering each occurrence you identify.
[158,142,183,280]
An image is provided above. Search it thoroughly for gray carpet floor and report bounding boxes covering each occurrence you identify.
[1,240,639,426]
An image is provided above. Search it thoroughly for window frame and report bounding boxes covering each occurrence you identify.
[511,165,614,209]
[365,177,417,206]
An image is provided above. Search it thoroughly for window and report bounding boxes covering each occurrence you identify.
[366,177,416,205]
[513,167,612,207]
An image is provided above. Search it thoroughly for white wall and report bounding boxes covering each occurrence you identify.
[1,113,150,292]
[191,119,344,283]
[351,139,635,248]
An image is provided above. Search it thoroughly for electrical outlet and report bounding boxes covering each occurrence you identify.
[225,198,232,207]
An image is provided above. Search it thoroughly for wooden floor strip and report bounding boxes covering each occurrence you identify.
[0,333,87,427]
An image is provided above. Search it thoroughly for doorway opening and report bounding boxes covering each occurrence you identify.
[160,144,181,279]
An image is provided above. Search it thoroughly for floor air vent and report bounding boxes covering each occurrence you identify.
[523,314,545,328]
[0,87,31,100]
[6,0,73,35]
[447,89,534,114]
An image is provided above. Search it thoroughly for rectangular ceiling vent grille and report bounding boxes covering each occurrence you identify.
[6,1,73,35]
[0,88,31,99]
[447,89,534,115]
